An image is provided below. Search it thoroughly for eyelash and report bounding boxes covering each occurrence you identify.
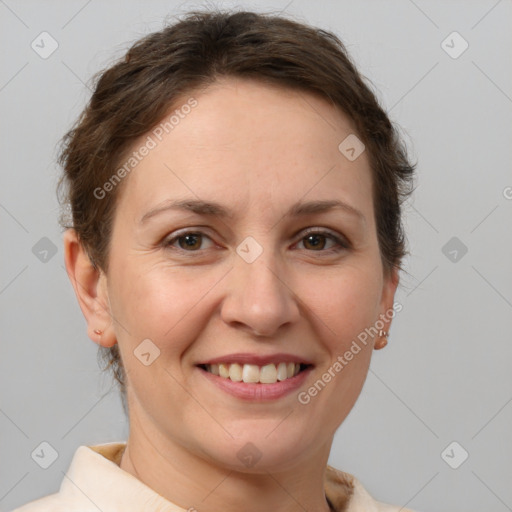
[162,227,350,255]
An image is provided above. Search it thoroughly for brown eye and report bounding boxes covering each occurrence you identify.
[164,231,214,252]
[303,233,328,250]
[296,229,349,253]
[178,233,203,250]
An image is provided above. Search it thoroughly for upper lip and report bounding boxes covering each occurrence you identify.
[197,353,314,366]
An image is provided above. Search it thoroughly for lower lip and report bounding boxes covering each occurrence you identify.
[198,366,312,401]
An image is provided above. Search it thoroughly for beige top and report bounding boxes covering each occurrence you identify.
[13,442,415,512]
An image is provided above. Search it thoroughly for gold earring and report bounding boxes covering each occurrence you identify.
[375,330,389,350]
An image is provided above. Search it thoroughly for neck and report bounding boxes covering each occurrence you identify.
[120,413,338,512]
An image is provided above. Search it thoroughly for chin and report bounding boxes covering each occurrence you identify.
[196,418,324,473]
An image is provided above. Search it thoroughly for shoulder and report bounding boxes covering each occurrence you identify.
[10,443,127,512]
[325,465,419,512]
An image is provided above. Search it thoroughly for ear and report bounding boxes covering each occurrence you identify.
[378,266,400,335]
[63,229,117,348]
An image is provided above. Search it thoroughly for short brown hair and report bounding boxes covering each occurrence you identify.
[58,9,415,400]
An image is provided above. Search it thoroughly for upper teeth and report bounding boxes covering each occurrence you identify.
[206,362,301,384]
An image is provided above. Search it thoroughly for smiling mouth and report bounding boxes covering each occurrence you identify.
[198,362,311,384]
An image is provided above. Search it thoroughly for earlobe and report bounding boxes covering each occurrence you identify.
[63,229,117,348]
[374,266,400,350]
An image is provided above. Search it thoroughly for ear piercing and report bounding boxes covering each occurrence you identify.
[94,329,391,346]
[374,330,389,350]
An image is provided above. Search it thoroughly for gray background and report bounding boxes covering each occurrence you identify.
[1,0,511,511]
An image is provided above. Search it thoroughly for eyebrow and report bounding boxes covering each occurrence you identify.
[140,198,366,224]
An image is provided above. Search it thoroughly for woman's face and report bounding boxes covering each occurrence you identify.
[102,78,398,471]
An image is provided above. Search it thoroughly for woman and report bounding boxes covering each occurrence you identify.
[15,9,416,512]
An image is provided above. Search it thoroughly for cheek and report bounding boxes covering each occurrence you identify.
[106,265,224,422]
[295,261,382,346]
[108,262,228,352]
[296,267,380,430]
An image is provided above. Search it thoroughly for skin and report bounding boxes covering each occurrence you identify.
[65,77,398,512]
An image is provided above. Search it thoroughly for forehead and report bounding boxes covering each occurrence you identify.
[116,77,374,225]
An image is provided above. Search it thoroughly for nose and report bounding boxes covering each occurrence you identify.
[220,249,300,339]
